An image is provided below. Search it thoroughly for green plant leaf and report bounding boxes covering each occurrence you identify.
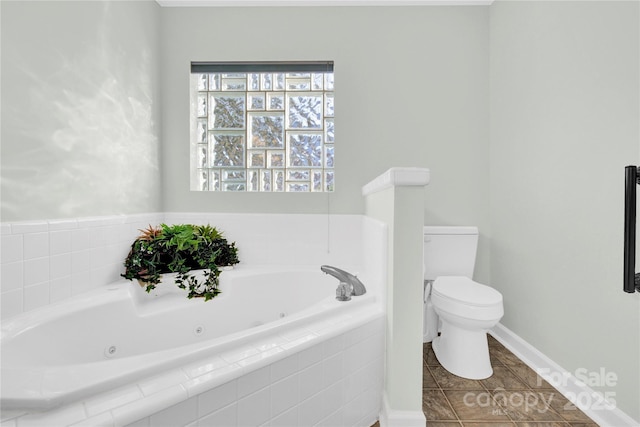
[121,223,240,301]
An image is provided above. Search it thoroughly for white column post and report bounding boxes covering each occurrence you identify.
[363,168,430,427]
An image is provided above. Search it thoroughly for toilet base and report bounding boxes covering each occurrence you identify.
[432,322,493,380]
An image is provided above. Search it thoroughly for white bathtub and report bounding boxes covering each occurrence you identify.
[1,265,384,427]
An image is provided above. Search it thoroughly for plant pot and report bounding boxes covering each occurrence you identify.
[136,270,210,298]
[121,223,239,302]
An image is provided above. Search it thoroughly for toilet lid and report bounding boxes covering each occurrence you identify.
[433,276,502,307]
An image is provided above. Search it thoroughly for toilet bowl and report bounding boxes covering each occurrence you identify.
[430,276,503,379]
[423,226,504,380]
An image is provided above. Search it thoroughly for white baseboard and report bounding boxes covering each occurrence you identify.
[379,393,426,427]
[490,323,639,427]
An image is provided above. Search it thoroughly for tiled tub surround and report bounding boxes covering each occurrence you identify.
[0,213,386,426]
[0,212,378,319]
[0,213,165,318]
[2,301,384,427]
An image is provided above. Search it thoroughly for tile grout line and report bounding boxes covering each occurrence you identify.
[428,363,462,425]
[420,339,598,427]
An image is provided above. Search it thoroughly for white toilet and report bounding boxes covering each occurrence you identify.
[423,226,503,380]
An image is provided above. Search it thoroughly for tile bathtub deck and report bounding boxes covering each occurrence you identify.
[372,335,599,427]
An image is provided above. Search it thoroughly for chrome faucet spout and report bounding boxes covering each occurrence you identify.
[320,265,367,298]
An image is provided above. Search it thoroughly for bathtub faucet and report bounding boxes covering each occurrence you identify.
[320,265,367,301]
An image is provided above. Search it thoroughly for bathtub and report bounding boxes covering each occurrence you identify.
[1,265,384,426]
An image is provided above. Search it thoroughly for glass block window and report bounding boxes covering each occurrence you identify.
[190,62,334,192]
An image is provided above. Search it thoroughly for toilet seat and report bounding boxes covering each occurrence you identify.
[432,276,503,321]
[433,276,502,306]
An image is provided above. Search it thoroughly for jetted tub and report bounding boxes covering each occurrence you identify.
[1,265,384,426]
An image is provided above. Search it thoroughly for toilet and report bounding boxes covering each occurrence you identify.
[423,226,503,380]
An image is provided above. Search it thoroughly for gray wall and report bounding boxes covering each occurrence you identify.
[159,6,491,283]
[490,1,640,420]
[1,0,162,222]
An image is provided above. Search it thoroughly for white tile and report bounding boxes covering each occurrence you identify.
[254,338,284,353]
[236,346,285,369]
[48,219,78,231]
[322,352,344,388]
[197,402,236,427]
[270,373,299,418]
[284,339,320,356]
[343,325,367,348]
[138,369,190,397]
[317,406,344,427]
[50,230,73,255]
[299,362,324,402]
[71,273,93,296]
[23,282,49,312]
[0,409,26,423]
[197,380,237,418]
[358,334,384,367]
[106,243,130,268]
[122,416,150,427]
[298,345,323,370]
[182,356,229,379]
[89,246,108,270]
[183,364,240,398]
[0,289,23,319]
[91,264,120,287]
[361,357,384,389]
[14,401,85,427]
[343,340,363,373]
[112,386,188,427]
[71,250,91,273]
[23,232,49,260]
[1,261,23,292]
[297,390,325,427]
[89,226,108,249]
[149,396,198,427]
[71,228,90,251]
[322,334,345,358]
[23,257,49,286]
[0,418,17,427]
[104,225,122,245]
[219,345,261,364]
[0,223,12,235]
[1,234,23,264]
[237,365,270,398]
[359,385,382,426]
[50,253,72,279]
[344,364,369,400]
[124,213,153,225]
[322,380,345,417]
[11,221,48,234]
[342,392,365,427]
[237,386,270,427]
[49,277,72,303]
[115,223,131,244]
[269,406,298,427]
[270,354,299,382]
[78,215,125,228]
[68,410,114,427]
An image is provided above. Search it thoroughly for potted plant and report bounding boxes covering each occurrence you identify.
[121,224,239,301]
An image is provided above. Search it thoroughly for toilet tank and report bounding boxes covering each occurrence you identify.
[423,226,479,281]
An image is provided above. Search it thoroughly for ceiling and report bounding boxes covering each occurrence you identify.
[156,0,493,6]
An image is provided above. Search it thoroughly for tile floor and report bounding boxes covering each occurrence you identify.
[373,335,599,427]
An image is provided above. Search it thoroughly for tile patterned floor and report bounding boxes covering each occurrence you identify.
[372,335,600,427]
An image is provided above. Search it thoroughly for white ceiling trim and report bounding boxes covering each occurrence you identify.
[156,0,493,7]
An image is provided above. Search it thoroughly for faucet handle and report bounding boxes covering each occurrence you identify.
[336,282,352,301]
